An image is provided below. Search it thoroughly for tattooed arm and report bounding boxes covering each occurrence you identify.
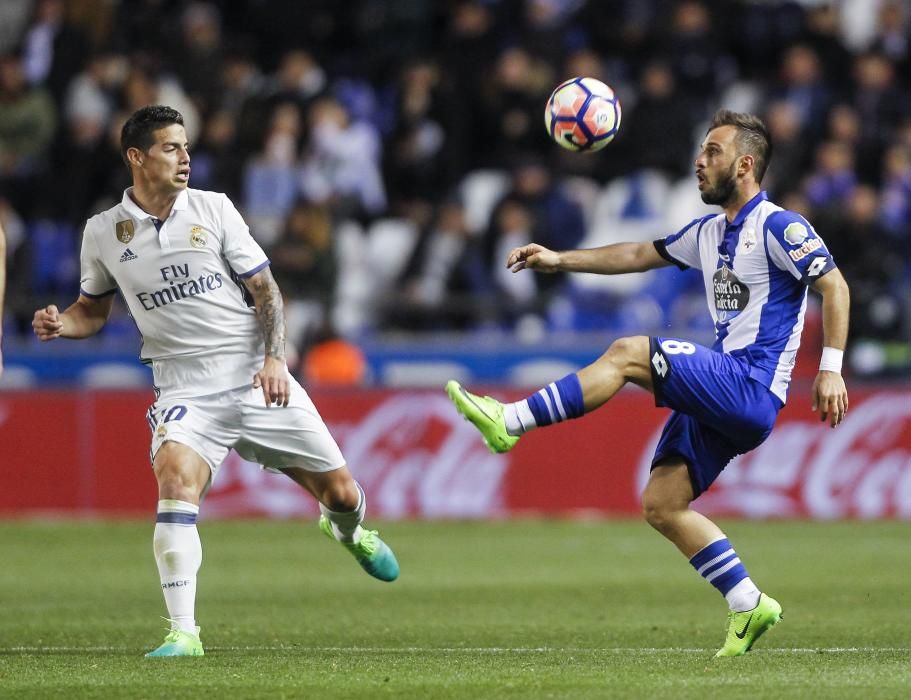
[243,266,289,406]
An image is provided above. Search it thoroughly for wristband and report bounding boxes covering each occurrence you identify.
[819,347,843,374]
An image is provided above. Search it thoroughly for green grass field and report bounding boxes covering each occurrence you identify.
[0,519,908,699]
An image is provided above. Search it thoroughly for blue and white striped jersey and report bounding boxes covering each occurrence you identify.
[654,191,836,404]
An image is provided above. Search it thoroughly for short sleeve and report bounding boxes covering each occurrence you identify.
[220,194,269,278]
[765,210,836,284]
[79,224,117,298]
[653,214,714,271]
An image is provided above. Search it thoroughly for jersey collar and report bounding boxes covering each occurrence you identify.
[120,187,189,220]
[727,190,767,228]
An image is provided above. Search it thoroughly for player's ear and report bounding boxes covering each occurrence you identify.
[738,154,754,178]
[126,146,145,168]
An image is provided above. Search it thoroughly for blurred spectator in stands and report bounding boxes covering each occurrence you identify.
[300,95,386,221]
[515,0,588,68]
[819,185,906,351]
[189,110,243,201]
[239,49,328,153]
[621,61,693,178]
[826,102,862,150]
[880,144,911,244]
[439,1,501,172]
[64,52,124,137]
[801,3,853,85]
[120,60,201,142]
[734,1,806,81]
[871,1,910,77]
[0,0,31,56]
[174,2,224,115]
[770,44,831,144]
[473,47,554,167]
[242,101,303,245]
[472,156,586,326]
[51,53,127,224]
[803,140,857,211]
[762,100,809,199]
[383,58,463,215]
[217,49,264,121]
[850,51,909,182]
[21,0,89,107]
[387,201,477,331]
[0,53,57,216]
[661,0,736,115]
[269,200,338,354]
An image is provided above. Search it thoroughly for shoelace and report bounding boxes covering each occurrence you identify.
[353,530,380,557]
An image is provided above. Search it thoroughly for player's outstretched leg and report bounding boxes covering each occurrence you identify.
[445,380,519,454]
[145,623,204,657]
[319,481,399,582]
[446,371,589,454]
[715,594,783,657]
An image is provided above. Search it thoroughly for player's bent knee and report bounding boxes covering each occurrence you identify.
[605,335,651,378]
[640,486,687,533]
[321,480,359,511]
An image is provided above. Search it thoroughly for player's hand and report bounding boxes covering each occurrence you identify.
[506,243,561,273]
[254,356,290,407]
[812,370,848,428]
[32,305,64,341]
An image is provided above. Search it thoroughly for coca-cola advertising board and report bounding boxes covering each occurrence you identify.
[0,386,909,519]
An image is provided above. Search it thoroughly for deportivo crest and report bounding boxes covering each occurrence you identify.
[783,222,808,246]
[190,225,208,248]
[739,228,757,254]
[115,219,135,244]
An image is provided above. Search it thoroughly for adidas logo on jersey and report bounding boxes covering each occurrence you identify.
[120,248,138,262]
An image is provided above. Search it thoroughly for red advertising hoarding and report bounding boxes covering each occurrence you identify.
[1,386,909,519]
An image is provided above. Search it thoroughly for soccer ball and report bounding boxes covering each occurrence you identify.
[544,77,621,152]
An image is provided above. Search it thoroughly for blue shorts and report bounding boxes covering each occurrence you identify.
[648,337,781,497]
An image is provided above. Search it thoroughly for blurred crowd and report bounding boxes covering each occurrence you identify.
[1,0,910,377]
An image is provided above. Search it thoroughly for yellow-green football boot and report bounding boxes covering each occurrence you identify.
[145,627,204,657]
[445,380,519,454]
[715,594,783,657]
[319,516,399,582]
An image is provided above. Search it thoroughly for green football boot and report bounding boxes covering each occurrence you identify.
[715,594,783,657]
[445,380,519,454]
[319,516,399,582]
[145,627,204,657]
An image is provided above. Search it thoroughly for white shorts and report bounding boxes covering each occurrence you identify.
[146,377,346,476]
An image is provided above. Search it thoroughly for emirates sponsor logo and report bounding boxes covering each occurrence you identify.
[637,394,911,518]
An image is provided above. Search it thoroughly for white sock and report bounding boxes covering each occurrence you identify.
[504,400,536,436]
[320,482,366,544]
[725,577,761,612]
[153,499,202,634]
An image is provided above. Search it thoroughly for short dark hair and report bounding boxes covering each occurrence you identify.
[120,105,184,165]
[707,109,772,184]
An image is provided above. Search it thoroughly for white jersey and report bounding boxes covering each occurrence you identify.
[654,191,836,403]
[79,188,270,399]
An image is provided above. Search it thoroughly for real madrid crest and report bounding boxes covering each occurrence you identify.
[115,219,135,244]
[190,225,208,248]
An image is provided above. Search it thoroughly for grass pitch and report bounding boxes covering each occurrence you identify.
[0,519,908,699]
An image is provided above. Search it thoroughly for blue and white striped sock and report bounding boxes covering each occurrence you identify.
[153,499,202,634]
[690,537,761,612]
[503,373,585,436]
